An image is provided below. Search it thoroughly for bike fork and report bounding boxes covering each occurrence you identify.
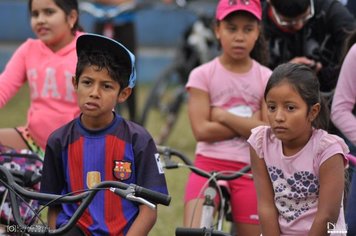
[200,186,216,229]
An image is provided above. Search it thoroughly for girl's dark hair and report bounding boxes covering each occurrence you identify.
[264,63,329,130]
[270,0,310,18]
[251,26,269,66]
[217,11,270,66]
[75,50,131,89]
[28,0,82,35]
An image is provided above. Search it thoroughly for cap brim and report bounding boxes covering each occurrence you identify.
[76,33,136,87]
[77,33,133,68]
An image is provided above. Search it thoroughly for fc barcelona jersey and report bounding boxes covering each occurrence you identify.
[40,113,168,235]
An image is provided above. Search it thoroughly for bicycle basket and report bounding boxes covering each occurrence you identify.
[0,145,43,225]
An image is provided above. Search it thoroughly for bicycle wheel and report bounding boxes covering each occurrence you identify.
[139,64,186,145]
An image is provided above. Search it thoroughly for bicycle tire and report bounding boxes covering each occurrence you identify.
[139,64,186,145]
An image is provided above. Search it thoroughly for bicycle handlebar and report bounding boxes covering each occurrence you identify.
[157,145,252,180]
[79,1,215,20]
[79,1,147,19]
[0,165,171,235]
[176,227,231,236]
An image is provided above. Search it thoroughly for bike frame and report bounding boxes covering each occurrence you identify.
[157,145,251,236]
[0,165,171,235]
[139,1,218,144]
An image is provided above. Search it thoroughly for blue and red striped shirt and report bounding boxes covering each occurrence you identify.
[40,113,168,235]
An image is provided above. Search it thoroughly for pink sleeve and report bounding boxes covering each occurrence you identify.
[315,133,349,173]
[331,44,356,145]
[247,125,267,159]
[260,64,272,85]
[185,63,210,92]
[0,41,28,107]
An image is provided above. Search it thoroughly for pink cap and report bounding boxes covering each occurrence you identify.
[216,0,262,21]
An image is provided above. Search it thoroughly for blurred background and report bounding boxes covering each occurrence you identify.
[0,0,216,83]
[0,0,218,235]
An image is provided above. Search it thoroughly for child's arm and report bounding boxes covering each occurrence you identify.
[308,154,345,236]
[126,205,157,236]
[211,106,267,139]
[251,100,269,123]
[187,88,237,142]
[260,100,269,124]
[250,147,281,236]
[47,205,61,229]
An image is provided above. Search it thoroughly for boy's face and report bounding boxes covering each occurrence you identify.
[73,65,131,129]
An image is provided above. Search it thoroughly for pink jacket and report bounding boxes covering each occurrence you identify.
[0,33,82,149]
[331,43,356,146]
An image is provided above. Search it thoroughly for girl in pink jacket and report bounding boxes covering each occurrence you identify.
[0,0,82,157]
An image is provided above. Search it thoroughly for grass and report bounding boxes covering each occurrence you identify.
[0,83,196,236]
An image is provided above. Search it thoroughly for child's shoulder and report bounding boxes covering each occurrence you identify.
[190,57,219,73]
[49,118,78,139]
[119,118,157,151]
[312,129,346,145]
[249,125,273,146]
[251,125,272,138]
[15,38,41,53]
[312,129,349,156]
[248,126,276,158]
[252,60,273,76]
[120,118,155,140]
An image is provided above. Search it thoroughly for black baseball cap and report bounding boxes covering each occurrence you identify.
[76,33,136,88]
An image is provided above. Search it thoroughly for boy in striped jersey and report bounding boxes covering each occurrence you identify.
[40,33,168,236]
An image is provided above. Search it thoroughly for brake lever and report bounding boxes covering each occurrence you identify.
[109,187,156,209]
[126,194,156,209]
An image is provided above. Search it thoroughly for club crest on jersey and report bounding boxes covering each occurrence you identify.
[113,160,132,181]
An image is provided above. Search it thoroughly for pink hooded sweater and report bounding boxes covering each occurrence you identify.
[0,33,82,149]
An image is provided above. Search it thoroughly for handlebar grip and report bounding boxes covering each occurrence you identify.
[134,185,171,206]
[175,227,231,236]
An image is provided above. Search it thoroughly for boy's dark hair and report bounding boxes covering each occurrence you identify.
[28,0,82,35]
[270,0,310,18]
[217,11,270,66]
[264,63,329,130]
[75,50,131,89]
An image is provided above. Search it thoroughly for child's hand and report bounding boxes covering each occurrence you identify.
[289,56,322,73]
[210,106,226,123]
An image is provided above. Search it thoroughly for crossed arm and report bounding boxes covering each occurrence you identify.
[187,87,267,142]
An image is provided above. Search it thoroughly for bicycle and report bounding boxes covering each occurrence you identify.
[156,145,252,236]
[138,1,218,145]
[0,164,171,235]
[0,145,43,229]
